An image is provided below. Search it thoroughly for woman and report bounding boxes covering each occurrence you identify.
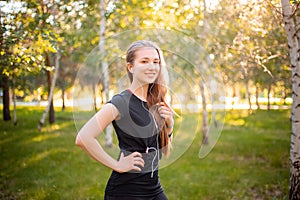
[76,40,174,200]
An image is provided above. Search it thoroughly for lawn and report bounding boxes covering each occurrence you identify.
[0,107,290,199]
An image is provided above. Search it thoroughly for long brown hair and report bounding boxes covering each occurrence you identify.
[126,40,171,156]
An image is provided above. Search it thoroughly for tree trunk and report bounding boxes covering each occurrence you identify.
[232,84,236,110]
[38,53,60,130]
[61,87,65,111]
[0,12,10,121]
[296,3,300,52]
[281,0,300,198]
[200,0,209,145]
[282,83,287,105]
[2,74,11,121]
[267,83,271,111]
[46,58,55,124]
[200,80,209,144]
[241,65,252,113]
[167,57,174,106]
[12,75,17,125]
[283,88,287,105]
[99,0,113,147]
[255,83,260,110]
[93,82,98,111]
[244,78,252,113]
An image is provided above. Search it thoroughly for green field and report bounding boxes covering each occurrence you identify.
[0,107,290,199]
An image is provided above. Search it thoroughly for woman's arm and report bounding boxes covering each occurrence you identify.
[75,103,144,173]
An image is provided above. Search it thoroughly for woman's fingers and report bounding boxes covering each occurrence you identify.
[158,105,171,115]
[133,156,145,165]
[131,151,143,158]
[157,103,173,124]
[157,103,174,129]
[117,151,145,173]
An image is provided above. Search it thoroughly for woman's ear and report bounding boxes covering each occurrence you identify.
[127,63,133,73]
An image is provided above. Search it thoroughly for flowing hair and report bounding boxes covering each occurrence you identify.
[126,40,171,156]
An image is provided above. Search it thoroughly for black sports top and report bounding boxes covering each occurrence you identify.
[104,90,164,198]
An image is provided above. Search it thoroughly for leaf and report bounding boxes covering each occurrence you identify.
[25,57,31,63]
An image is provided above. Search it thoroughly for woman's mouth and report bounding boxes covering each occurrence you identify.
[145,73,156,77]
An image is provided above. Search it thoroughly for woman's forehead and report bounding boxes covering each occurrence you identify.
[135,47,160,60]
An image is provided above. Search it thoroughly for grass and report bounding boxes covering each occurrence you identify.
[0,106,290,199]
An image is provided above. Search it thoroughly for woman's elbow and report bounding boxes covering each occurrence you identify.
[75,134,84,147]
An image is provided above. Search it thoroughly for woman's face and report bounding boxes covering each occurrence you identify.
[130,47,160,85]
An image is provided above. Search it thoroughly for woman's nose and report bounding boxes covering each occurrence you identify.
[147,63,158,69]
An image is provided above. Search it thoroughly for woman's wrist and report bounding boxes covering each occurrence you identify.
[166,124,173,129]
[166,119,174,129]
[112,160,121,173]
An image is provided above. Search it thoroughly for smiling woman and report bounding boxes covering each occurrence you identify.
[76,40,174,200]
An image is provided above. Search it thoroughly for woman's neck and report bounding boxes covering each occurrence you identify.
[129,84,149,102]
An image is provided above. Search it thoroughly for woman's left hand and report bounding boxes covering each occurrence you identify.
[157,102,173,128]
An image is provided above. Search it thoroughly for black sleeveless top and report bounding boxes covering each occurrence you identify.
[104,90,163,198]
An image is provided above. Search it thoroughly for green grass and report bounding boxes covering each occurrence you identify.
[0,107,290,199]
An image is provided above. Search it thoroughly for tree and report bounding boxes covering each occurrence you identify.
[281,0,300,198]
[38,53,60,130]
[99,0,113,147]
[36,0,62,129]
[0,1,54,123]
[57,57,78,111]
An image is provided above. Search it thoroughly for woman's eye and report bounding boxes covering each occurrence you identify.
[141,60,148,63]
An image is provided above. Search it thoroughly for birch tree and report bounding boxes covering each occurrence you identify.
[38,1,61,130]
[281,0,300,198]
[38,53,60,130]
[99,0,113,147]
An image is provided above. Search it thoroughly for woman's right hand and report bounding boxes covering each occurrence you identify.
[115,152,145,173]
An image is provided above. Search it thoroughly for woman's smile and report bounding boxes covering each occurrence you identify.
[145,71,157,77]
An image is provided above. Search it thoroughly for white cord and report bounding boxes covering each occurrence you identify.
[146,147,158,178]
[145,120,160,178]
[145,102,160,178]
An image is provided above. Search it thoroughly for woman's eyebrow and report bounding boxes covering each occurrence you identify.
[139,57,160,60]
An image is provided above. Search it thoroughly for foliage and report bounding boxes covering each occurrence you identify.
[0,0,292,106]
[0,1,59,76]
